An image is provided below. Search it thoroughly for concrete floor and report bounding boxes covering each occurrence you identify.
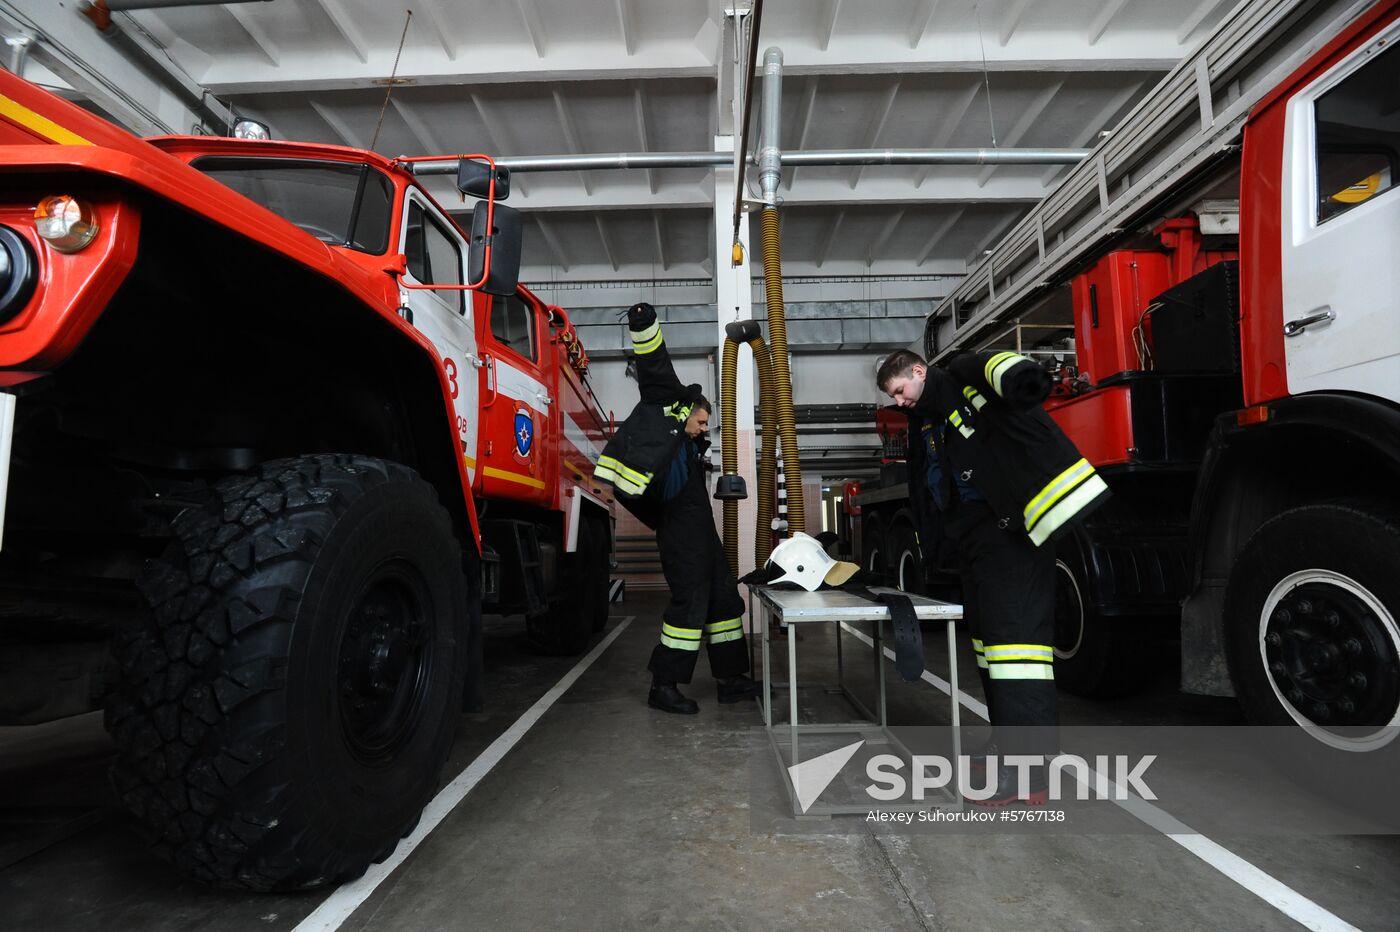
[2,591,1398,931]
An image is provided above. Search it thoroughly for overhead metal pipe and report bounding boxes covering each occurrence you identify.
[105,0,273,9]
[406,147,1090,176]
[781,147,1090,166]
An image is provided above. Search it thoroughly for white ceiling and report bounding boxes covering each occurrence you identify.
[11,0,1237,287]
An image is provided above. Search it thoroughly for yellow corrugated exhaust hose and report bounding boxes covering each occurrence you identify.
[718,321,780,577]
[759,206,804,533]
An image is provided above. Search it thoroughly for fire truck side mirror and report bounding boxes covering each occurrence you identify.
[468,201,522,297]
[456,160,511,201]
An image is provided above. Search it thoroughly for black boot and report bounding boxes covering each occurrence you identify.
[716,674,761,704]
[648,682,699,714]
[964,762,1048,807]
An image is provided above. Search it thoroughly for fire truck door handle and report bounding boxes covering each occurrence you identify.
[535,392,553,407]
[482,354,498,408]
[1284,308,1335,337]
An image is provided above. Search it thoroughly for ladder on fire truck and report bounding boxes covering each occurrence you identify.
[927,0,1376,362]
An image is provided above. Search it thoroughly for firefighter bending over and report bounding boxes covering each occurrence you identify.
[878,348,1109,805]
[594,303,760,714]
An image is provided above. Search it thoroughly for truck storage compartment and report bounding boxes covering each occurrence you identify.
[1146,260,1241,373]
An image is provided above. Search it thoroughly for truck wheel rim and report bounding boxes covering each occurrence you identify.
[897,548,918,592]
[1259,569,1400,751]
[866,546,882,574]
[337,562,435,765]
[1053,560,1084,660]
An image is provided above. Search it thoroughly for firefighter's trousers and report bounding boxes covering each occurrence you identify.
[649,512,750,685]
[949,502,1058,758]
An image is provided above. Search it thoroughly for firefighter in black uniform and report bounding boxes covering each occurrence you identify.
[593,303,759,714]
[877,348,1110,805]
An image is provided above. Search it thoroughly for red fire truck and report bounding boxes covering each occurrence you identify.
[847,0,1400,754]
[0,71,613,888]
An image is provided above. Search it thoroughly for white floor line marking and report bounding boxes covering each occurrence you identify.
[293,615,635,932]
[837,622,1361,932]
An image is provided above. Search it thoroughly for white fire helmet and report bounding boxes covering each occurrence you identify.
[765,532,860,591]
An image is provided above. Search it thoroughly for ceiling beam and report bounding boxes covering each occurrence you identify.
[999,0,1036,47]
[633,84,656,194]
[653,213,667,271]
[867,209,905,267]
[916,207,966,267]
[915,80,983,188]
[552,89,594,196]
[1087,0,1132,47]
[390,97,445,154]
[309,0,369,65]
[976,79,1063,187]
[785,75,821,192]
[198,37,1181,95]
[907,0,940,49]
[420,172,1049,213]
[1178,0,1226,45]
[850,77,901,189]
[968,211,1024,262]
[414,0,459,62]
[534,215,570,272]
[1039,77,1148,185]
[616,0,636,56]
[820,0,843,52]
[516,0,548,57]
[422,172,1049,213]
[594,214,618,271]
[815,210,845,268]
[223,4,279,67]
[308,99,366,149]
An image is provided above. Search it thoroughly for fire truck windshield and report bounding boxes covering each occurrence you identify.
[192,156,394,254]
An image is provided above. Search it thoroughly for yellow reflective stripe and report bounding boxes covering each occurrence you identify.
[987,663,1055,681]
[962,386,987,410]
[985,351,1025,396]
[633,326,664,355]
[987,652,1055,662]
[705,618,742,633]
[594,462,648,496]
[708,628,744,644]
[949,410,963,426]
[984,643,1053,656]
[1023,458,1093,528]
[0,94,92,146]
[1028,474,1109,547]
[483,466,547,490]
[971,639,985,651]
[632,321,660,345]
[597,455,648,485]
[660,634,701,651]
[662,623,702,641]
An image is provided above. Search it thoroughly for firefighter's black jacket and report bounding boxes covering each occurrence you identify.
[906,351,1110,566]
[594,303,702,529]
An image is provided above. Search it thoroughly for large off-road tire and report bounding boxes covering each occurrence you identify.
[106,455,470,891]
[1224,502,1400,750]
[1052,532,1152,699]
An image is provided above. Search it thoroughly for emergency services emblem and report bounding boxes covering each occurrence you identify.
[513,405,534,462]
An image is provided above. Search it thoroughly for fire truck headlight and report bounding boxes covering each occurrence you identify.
[34,195,99,253]
[232,119,271,141]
